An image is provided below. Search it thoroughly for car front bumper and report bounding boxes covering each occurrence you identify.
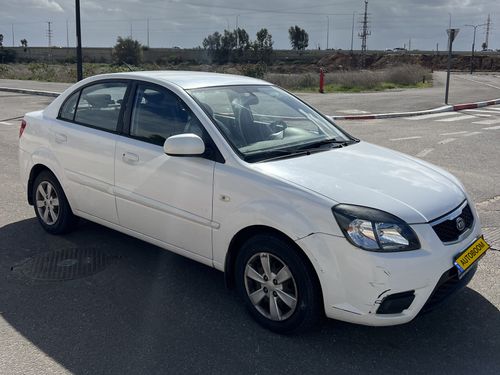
[296,219,483,326]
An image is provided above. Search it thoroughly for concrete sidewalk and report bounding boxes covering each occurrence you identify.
[1,71,500,117]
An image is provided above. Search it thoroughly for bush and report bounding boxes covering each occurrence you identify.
[112,37,143,66]
[0,49,17,63]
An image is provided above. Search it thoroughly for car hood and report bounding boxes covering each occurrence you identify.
[252,141,465,223]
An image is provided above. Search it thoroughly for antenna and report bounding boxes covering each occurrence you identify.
[358,0,371,68]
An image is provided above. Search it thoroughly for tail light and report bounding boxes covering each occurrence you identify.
[19,119,27,138]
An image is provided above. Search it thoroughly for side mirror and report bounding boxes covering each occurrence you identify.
[164,134,205,156]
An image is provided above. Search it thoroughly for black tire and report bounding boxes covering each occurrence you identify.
[235,234,322,334]
[32,170,77,234]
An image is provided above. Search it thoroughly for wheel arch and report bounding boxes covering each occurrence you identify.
[224,225,323,301]
[27,164,61,205]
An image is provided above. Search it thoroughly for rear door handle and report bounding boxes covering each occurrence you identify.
[122,152,139,164]
[55,133,67,143]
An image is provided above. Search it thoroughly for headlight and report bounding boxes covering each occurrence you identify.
[332,204,420,252]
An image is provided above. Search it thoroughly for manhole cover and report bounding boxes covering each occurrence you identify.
[14,247,116,281]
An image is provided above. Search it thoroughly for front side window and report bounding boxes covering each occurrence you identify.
[188,85,353,162]
[74,82,128,132]
[130,85,204,146]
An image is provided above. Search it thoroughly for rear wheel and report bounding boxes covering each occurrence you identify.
[235,234,322,333]
[33,171,77,234]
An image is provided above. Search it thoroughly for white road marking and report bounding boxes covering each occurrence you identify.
[404,112,455,120]
[487,107,500,111]
[390,136,422,141]
[457,76,500,90]
[436,115,477,122]
[416,148,434,157]
[440,131,469,136]
[472,118,500,125]
[483,125,500,130]
[462,131,482,137]
[463,109,497,115]
[438,138,457,144]
[0,121,14,126]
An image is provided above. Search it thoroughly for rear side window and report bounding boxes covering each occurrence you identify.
[59,90,80,121]
[74,82,128,132]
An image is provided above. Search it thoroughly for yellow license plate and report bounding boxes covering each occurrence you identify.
[454,236,490,275]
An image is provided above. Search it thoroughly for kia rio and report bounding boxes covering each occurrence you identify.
[19,72,490,333]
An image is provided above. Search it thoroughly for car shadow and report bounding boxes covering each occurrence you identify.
[1,218,499,375]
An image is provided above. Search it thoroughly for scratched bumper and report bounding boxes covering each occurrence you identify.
[295,219,482,326]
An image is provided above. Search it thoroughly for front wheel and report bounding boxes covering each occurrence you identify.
[235,234,322,333]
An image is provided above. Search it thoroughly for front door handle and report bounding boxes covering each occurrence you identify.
[122,152,139,164]
[55,133,67,143]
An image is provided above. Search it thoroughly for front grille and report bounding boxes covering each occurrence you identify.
[420,265,477,314]
[432,204,474,243]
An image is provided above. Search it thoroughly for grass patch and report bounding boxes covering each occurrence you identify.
[265,64,432,92]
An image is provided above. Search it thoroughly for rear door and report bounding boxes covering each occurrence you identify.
[114,81,217,261]
[52,80,129,224]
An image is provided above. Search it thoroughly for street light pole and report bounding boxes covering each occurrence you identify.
[464,23,487,74]
[75,0,83,81]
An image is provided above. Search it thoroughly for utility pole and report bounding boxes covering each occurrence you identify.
[484,14,491,49]
[464,23,487,74]
[445,28,459,104]
[147,18,150,47]
[66,20,69,48]
[358,1,371,67]
[75,0,83,81]
[11,24,15,47]
[326,16,329,50]
[408,38,411,52]
[350,12,355,53]
[236,15,239,47]
[47,21,53,47]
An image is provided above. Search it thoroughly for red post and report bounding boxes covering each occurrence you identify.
[319,68,325,93]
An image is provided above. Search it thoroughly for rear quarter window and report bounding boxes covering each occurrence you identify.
[73,82,128,132]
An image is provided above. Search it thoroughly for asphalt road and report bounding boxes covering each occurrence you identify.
[0,92,499,375]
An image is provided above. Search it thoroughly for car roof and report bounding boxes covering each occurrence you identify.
[94,71,272,90]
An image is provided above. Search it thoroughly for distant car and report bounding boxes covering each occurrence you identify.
[19,71,490,333]
[385,48,393,52]
[393,47,407,52]
[482,48,494,52]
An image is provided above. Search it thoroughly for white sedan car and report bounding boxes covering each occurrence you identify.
[19,71,490,333]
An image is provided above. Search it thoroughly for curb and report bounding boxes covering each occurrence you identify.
[1,86,499,121]
[0,87,60,98]
[331,98,500,120]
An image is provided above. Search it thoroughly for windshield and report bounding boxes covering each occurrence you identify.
[187,85,353,162]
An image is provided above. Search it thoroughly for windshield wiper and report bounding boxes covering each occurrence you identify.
[294,138,353,150]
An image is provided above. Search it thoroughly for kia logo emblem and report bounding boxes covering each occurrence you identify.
[456,217,466,231]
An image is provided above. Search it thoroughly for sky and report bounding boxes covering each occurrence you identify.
[0,0,498,51]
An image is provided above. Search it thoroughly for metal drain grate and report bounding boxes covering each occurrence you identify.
[15,247,116,281]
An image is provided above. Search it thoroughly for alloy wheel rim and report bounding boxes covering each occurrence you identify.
[35,181,60,225]
[244,252,298,321]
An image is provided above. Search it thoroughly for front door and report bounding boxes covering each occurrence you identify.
[114,82,215,260]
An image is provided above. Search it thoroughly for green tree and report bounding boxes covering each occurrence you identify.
[21,39,28,52]
[0,34,3,48]
[235,28,250,51]
[481,42,488,51]
[253,28,274,63]
[112,36,143,65]
[202,31,222,52]
[288,25,309,51]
